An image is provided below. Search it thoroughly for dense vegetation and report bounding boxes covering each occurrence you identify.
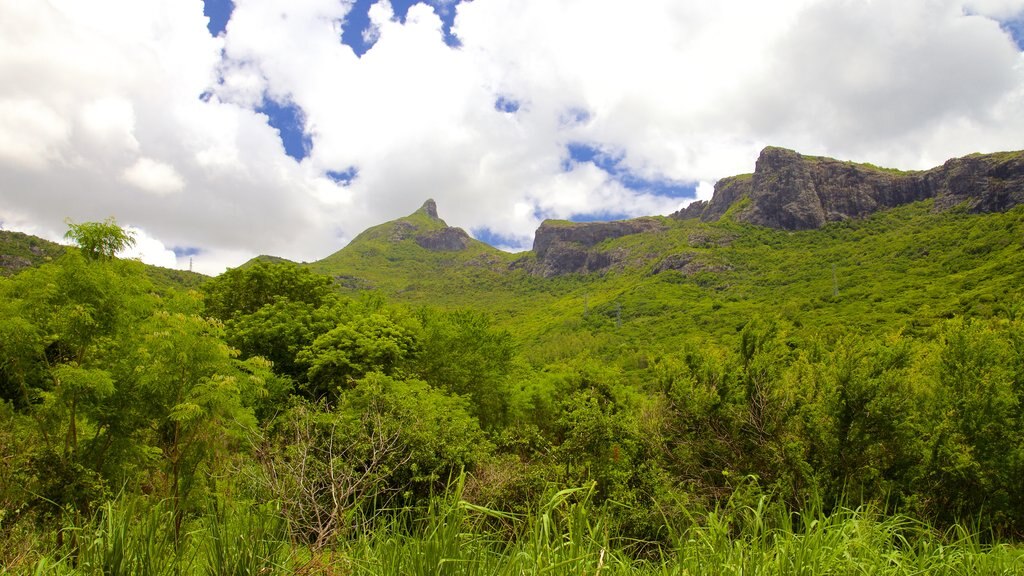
[2,202,1024,574]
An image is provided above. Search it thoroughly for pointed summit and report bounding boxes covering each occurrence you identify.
[419,199,439,219]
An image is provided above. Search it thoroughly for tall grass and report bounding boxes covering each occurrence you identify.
[18,486,1024,575]
[19,498,289,576]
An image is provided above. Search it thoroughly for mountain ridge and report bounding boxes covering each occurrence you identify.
[674,146,1024,229]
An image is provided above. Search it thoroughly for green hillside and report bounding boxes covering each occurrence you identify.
[0,229,206,289]
[307,199,1024,364]
[308,199,516,295]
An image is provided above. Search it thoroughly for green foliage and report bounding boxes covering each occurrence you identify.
[413,308,516,429]
[6,204,1024,567]
[224,298,338,382]
[924,318,1024,533]
[254,375,489,548]
[202,260,337,321]
[336,373,490,503]
[298,314,420,402]
[63,218,136,261]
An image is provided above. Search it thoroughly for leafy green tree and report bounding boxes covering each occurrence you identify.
[202,261,337,321]
[335,372,490,503]
[63,217,136,261]
[297,313,419,402]
[225,298,341,383]
[0,236,154,520]
[413,308,516,429]
[258,373,490,545]
[130,306,269,535]
[925,318,1024,533]
[0,296,45,409]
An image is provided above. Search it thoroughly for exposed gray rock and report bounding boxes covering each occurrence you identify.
[673,147,1024,230]
[420,198,439,219]
[528,218,668,276]
[415,227,472,251]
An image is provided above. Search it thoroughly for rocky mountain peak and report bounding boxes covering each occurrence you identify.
[674,147,1024,230]
[418,199,439,219]
[406,199,473,251]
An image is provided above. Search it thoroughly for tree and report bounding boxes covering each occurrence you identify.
[413,308,516,429]
[202,261,337,321]
[63,218,136,261]
[297,313,419,402]
[130,305,269,536]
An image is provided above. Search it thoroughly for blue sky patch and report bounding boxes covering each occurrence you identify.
[560,107,592,127]
[326,167,359,185]
[569,211,633,223]
[472,227,525,249]
[494,96,520,113]
[202,0,233,36]
[257,98,311,161]
[564,142,697,200]
[173,246,202,258]
[1002,16,1024,50]
[340,0,377,56]
[341,0,462,56]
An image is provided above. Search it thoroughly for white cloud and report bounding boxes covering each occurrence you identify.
[1,0,1023,274]
[695,181,715,204]
[122,157,186,195]
[965,0,1024,18]
[79,97,139,153]
[0,99,70,169]
[120,226,178,268]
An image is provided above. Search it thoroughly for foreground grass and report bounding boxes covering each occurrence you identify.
[12,484,1024,575]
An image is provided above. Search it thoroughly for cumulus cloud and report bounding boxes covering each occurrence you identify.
[122,158,186,195]
[1,0,1023,273]
[121,226,179,268]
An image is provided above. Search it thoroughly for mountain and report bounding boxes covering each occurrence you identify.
[674,146,1024,229]
[4,146,1022,348]
[0,229,206,289]
[300,147,1024,357]
[307,199,515,297]
[0,229,66,275]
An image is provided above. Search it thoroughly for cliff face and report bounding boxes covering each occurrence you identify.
[525,218,668,277]
[675,147,1024,230]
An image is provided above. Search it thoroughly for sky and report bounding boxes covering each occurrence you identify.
[1,0,1023,274]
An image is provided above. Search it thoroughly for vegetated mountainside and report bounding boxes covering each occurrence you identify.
[0,229,206,289]
[302,147,1024,360]
[0,230,65,275]
[307,199,516,295]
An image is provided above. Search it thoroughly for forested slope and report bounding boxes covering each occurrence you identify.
[2,149,1024,574]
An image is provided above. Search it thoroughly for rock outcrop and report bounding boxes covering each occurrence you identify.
[527,218,668,277]
[419,198,439,219]
[415,227,471,251]
[675,147,1024,230]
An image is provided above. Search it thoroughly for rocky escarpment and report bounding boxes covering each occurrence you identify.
[675,147,1024,230]
[415,227,471,251]
[524,217,668,277]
